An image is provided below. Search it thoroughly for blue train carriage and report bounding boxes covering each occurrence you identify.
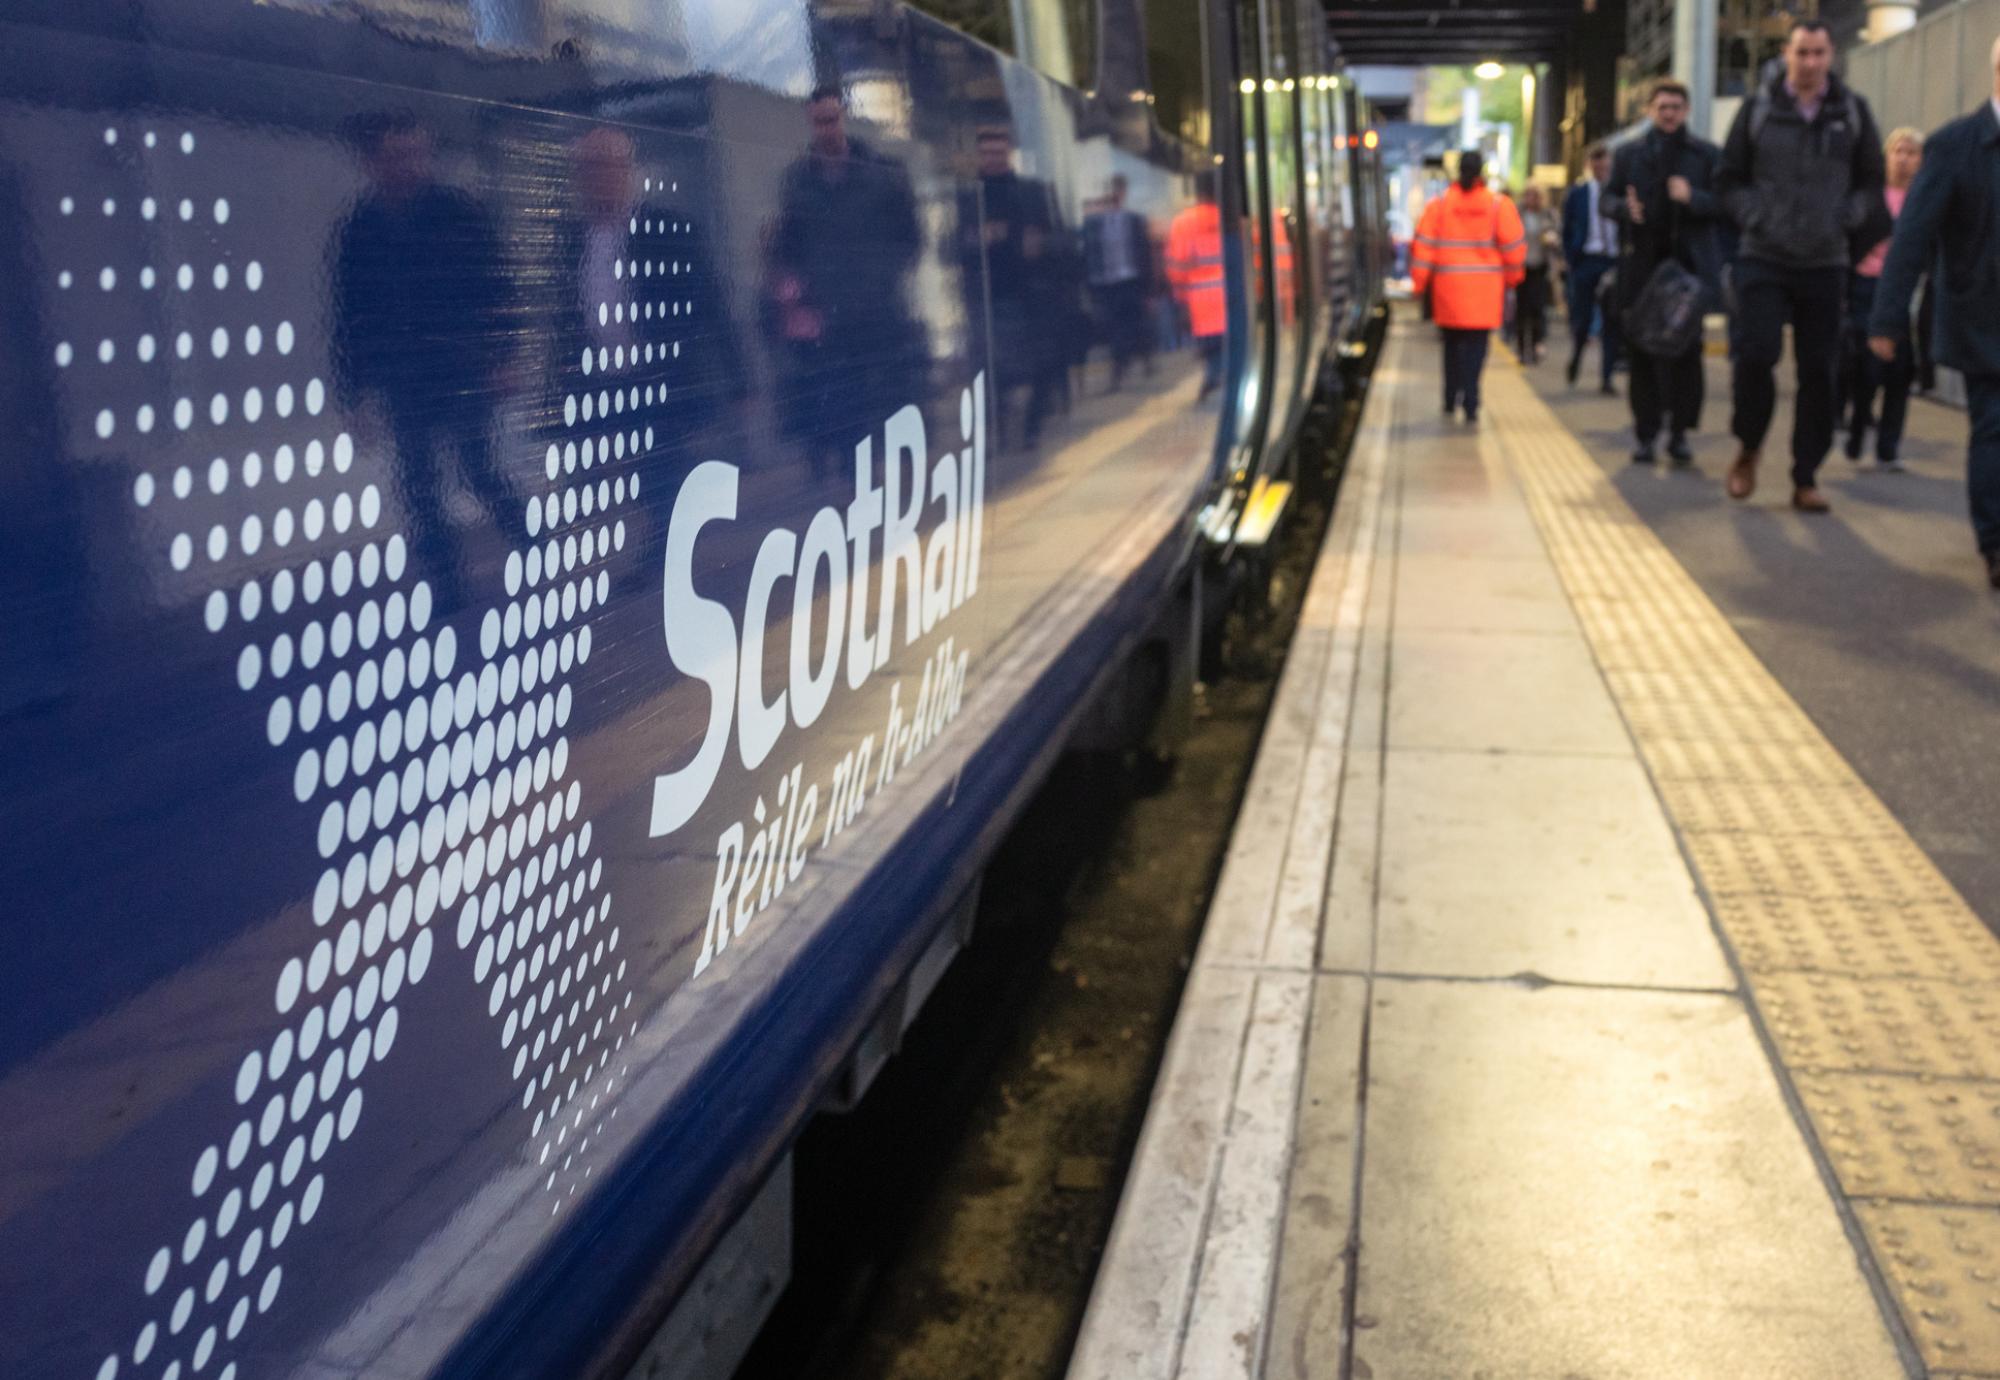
[0,0,1383,1377]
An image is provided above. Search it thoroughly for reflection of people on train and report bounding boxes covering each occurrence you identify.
[332,112,519,615]
[1166,179,1226,401]
[767,85,924,478]
[962,126,1071,448]
[1083,175,1156,391]
[555,127,744,563]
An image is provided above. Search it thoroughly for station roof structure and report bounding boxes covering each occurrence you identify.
[1326,0,1583,66]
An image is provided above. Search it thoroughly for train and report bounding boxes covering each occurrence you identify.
[0,0,1389,1376]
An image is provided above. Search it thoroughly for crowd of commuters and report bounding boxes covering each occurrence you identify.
[1414,20,2000,587]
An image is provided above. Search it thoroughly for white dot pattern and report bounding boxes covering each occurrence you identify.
[76,130,664,1380]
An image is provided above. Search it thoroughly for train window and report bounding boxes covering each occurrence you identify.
[1029,0,1097,88]
[1145,0,1210,145]
[903,0,1013,55]
[903,0,1097,89]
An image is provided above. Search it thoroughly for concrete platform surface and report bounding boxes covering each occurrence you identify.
[1060,322,2000,1379]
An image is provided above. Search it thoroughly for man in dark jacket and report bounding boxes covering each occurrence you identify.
[1715,20,1886,511]
[1606,78,1724,466]
[332,113,519,616]
[1869,34,2000,587]
[767,86,924,477]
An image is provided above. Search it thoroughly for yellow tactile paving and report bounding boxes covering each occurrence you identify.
[1716,892,2000,985]
[1755,971,2000,1079]
[1478,359,2000,1374]
[1859,1203,2000,1370]
[1799,1072,2000,1205]
[1650,776,1904,840]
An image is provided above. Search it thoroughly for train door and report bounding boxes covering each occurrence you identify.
[1217,0,1275,483]
[1255,0,1309,466]
[1296,58,1336,388]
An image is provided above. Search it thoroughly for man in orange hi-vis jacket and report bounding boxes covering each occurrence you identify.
[1167,184,1227,400]
[1410,151,1528,423]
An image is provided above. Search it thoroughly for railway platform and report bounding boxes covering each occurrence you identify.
[1069,322,2000,1380]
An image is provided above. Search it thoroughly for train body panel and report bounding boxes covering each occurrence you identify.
[0,2,1385,1376]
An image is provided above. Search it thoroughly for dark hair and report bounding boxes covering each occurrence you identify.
[344,110,423,155]
[1788,18,1833,39]
[1649,78,1690,104]
[809,82,844,105]
[1587,142,1610,160]
[1457,149,1485,189]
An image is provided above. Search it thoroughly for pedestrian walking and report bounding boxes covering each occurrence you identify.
[1842,127,1922,470]
[1716,20,1887,511]
[1606,79,1724,467]
[1563,145,1622,392]
[1515,185,1558,363]
[1869,35,2000,587]
[1411,151,1528,424]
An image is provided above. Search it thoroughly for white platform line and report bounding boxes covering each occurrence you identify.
[1067,338,1401,1380]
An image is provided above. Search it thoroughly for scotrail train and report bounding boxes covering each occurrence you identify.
[0,0,1387,1375]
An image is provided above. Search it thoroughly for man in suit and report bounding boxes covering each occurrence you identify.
[1605,78,1724,467]
[1562,143,1621,393]
[1083,175,1157,391]
[1870,33,2000,586]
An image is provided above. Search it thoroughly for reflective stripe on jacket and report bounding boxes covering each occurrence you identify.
[1409,185,1528,330]
[1167,202,1227,339]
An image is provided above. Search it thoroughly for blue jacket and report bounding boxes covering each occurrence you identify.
[1870,103,2000,377]
[1562,180,1616,262]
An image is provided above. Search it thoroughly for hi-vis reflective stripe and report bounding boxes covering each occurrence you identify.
[1415,235,1498,249]
[1496,236,1527,252]
[1427,263,1508,275]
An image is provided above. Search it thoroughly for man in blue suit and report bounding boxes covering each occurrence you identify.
[1562,143,1621,392]
[1870,33,2000,586]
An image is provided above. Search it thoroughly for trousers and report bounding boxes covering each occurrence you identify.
[1839,275,1914,462]
[1963,375,2000,555]
[1441,328,1490,416]
[1566,254,1620,383]
[1630,344,1705,444]
[1728,258,1846,487]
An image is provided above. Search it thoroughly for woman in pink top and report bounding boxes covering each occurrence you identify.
[1843,127,1925,469]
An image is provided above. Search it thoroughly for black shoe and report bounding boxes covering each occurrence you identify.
[1631,443,1656,465]
[1599,381,1618,397]
[1986,551,2000,589]
[1464,407,1479,425]
[1566,355,1581,387]
[1666,433,1693,467]
[1844,429,1865,462]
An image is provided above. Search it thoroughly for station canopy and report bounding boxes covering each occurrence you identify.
[1325,0,1580,66]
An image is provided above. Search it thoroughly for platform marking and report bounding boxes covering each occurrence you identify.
[1068,335,1399,1380]
[1483,360,2000,1375]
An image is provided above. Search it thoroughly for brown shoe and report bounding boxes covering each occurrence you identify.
[1791,486,1831,513]
[1725,449,1759,500]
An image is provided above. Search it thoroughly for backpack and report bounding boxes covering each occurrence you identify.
[1625,259,1707,358]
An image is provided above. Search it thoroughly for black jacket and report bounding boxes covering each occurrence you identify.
[1869,103,2000,377]
[1605,126,1725,307]
[1716,71,1886,269]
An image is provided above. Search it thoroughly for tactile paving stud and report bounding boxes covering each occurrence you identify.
[1682,831,1961,909]
[1651,776,1902,842]
[1754,972,2000,1079]
[1709,892,2000,985]
[1798,1071,2000,1204]
[1857,1202,2000,1372]
[1638,734,1854,789]
[1618,696,1824,748]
